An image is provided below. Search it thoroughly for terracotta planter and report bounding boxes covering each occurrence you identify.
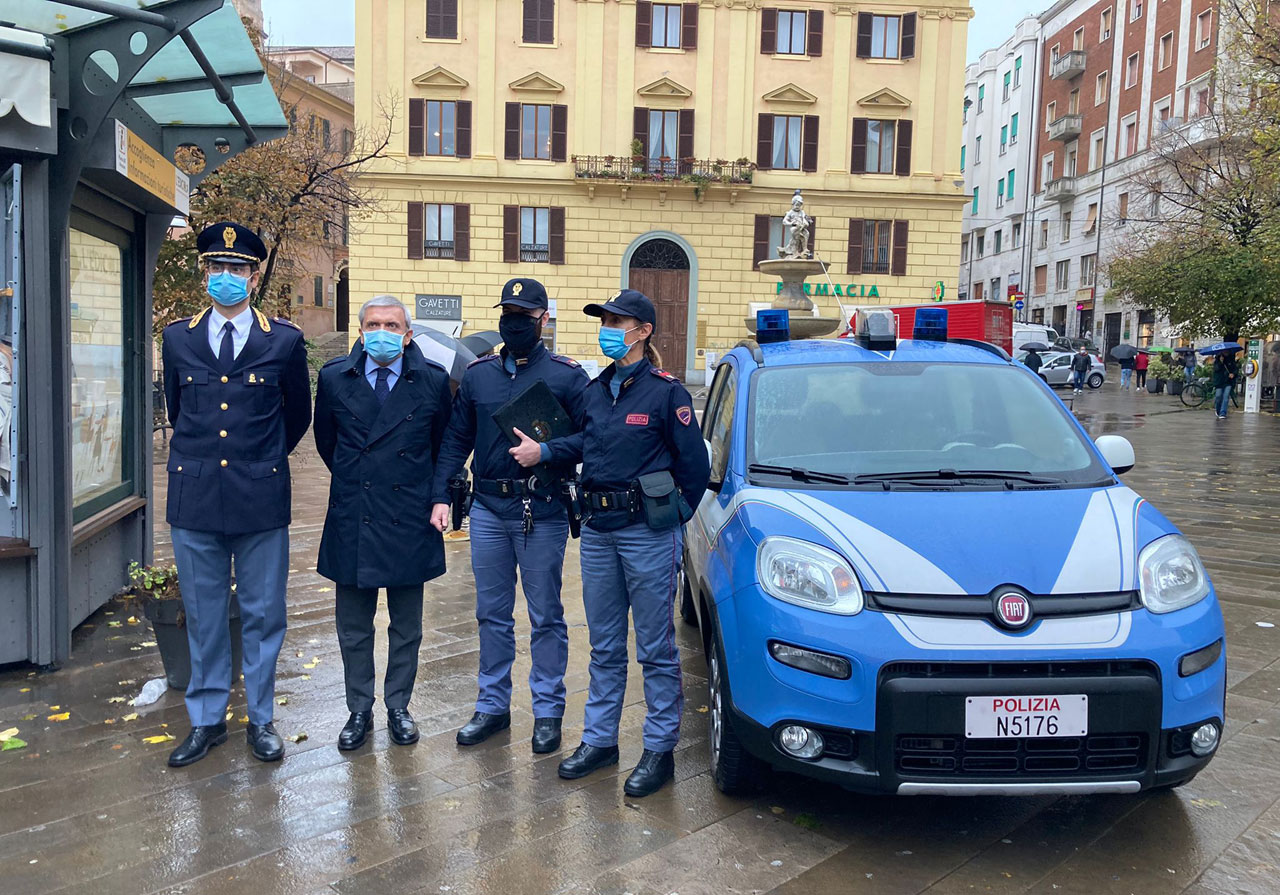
[142,595,243,691]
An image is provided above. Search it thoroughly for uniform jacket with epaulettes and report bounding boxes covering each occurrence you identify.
[162,306,312,534]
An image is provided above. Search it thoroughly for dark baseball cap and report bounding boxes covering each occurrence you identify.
[494,277,548,310]
[584,289,656,328]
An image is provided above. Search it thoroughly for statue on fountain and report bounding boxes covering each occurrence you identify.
[749,189,840,338]
[778,190,811,259]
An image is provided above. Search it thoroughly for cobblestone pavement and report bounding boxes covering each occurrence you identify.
[2,378,1279,895]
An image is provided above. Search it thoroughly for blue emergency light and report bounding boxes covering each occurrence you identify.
[756,308,790,344]
[913,307,948,341]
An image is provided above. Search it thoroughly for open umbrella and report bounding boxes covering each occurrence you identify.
[460,330,503,357]
[411,324,477,382]
[1198,342,1244,356]
[1110,344,1139,361]
[1019,341,1052,352]
[1145,346,1175,354]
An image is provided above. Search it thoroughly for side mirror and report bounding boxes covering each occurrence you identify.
[1095,435,1135,475]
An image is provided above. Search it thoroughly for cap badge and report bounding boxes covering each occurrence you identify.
[222,226,237,249]
[512,282,524,296]
[611,290,622,300]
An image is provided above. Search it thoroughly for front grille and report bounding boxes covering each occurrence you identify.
[866,591,1141,619]
[880,660,1160,682]
[896,733,1146,776]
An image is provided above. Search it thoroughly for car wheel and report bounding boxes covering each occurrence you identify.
[709,629,767,795]
[1088,373,1104,389]
[678,560,697,626]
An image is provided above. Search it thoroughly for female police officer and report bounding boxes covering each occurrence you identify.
[511,289,709,797]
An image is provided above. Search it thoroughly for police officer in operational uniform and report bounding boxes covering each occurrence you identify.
[431,278,588,753]
[162,222,311,767]
[512,289,710,796]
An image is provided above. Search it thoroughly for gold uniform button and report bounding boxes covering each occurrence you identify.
[186,376,192,382]
[221,375,229,383]
[219,430,228,438]
[220,459,228,467]
[220,403,229,411]
[272,467,277,473]
[176,466,183,472]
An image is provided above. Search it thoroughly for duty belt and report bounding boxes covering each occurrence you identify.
[475,478,537,498]
[583,489,636,512]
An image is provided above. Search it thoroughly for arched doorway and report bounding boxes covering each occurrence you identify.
[334,266,350,339]
[627,237,690,379]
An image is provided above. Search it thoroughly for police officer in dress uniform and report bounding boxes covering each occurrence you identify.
[512,289,710,796]
[314,295,453,750]
[431,278,588,753]
[163,222,311,767]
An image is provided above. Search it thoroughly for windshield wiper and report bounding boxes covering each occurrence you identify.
[747,463,851,485]
[852,469,1067,486]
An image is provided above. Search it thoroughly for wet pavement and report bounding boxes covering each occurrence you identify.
[3,378,1280,894]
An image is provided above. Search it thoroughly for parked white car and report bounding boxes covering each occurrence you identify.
[1017,350,1106,390]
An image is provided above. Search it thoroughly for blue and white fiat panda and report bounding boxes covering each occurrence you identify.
[681,308,1226,796]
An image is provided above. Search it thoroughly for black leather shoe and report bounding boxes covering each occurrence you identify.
[623,749,674,797]
[387,708,420,746]
[456,711,510,746]
[557,742,620,779]
[531,717,562,754]
[167,723,228,767]
[247,722,285,762]
[338,711,373,751]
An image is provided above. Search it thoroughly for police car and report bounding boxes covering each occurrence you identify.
[681,307,1226,796]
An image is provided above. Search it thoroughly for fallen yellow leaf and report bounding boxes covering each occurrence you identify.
[226,711,233,721]
[302,661,318,669]
[142,734,175,745]
[276,697,288,706]
[49,705,60,711]
[19,687,30,693]
[117,680,135,686]
[107,696,126,704]
[318,587,332,592]
[139,641,157,648]
[106,621,122,628]
[48,712,70,722]
[121,713,138,722]
[21,713,37,722]
[0,727,18,740]
[103,719,116,725]
[238,715,250,724]
[300,675,310,681]
[287,733,308,743]
[127,616,139,624]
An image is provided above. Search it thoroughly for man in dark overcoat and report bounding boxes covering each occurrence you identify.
[313,295,452,749]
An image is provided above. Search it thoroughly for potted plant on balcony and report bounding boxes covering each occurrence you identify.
[128,561,243,690]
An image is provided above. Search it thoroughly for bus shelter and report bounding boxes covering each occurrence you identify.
[0,0,286,666]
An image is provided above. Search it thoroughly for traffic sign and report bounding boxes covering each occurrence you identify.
[1014,300,1024,310]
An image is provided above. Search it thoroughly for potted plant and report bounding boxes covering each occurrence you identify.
[127,561,243,690]
[1146,356,1175,394]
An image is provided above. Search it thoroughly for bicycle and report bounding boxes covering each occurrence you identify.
[1180,376,1241,410]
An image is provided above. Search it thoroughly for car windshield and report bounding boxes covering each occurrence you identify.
[747,362,1108,486]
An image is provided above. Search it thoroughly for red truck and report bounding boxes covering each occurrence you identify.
[880,301,1014,355]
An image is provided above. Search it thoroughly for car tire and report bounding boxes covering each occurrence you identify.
[678,560,698,626]
[1088,373,1104,389]
[709,628,768,795]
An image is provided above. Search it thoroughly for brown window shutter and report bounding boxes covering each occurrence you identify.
[443,0,458,39]
[504,102,520,159]
[551,104,568,162]
[407,202,424,259]
[408,98,425,156]
[678,109,695,170]
[891,220,909,276]
[503,205,519,263]
[757,113,774,169]
[522,0,537,44]
[761,8,777,55]
[682,3,699,49]
[807,9,823,57]
[856,12,873,58]
[636,1,652,48]
[549,207,566,264]
[895,119,912,176]
[802,115,819,173]
[753,214,771,270]
[901,13,917,59]
[633,106,649,152]
[453,204,470,261]
[851,117,868,173]
[455,101,472,158]
[848,219,864,275]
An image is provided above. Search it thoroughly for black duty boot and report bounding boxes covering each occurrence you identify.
[167,723,228,767]
[557,742,620,779]
[623,749,674,797]
[247,722,285,762]
[455,711,511,746]
[531,717,562,754]
[387,708,420,745]
[338,711,373,751]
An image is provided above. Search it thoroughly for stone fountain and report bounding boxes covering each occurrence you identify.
[747,190,843,339]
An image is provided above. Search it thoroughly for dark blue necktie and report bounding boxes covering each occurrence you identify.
[218,321,235,372]
[374,366,391,406]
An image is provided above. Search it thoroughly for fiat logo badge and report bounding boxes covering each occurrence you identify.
[995,592,1032,629]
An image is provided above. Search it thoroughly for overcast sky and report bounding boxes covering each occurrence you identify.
[259,0,1047,64]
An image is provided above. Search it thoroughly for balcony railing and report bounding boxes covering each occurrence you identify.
[1051,49,1087,80]
[573,155,755,186]
[1046,177,1077,201]
[1048,114,1083,142]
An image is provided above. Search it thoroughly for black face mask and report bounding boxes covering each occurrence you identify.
[499,312,542,357]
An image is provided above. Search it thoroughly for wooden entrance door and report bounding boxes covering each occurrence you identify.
[628,238,690,380]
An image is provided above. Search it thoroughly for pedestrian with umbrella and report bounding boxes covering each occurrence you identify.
[1177,347,1197,385]
[1019,341,1048,377]
[1111,344,1139,392]
[1200,342,1243,418]
[1134,349,1150,391]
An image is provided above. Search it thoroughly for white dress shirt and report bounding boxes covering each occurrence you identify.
[364,354,403,392]
[208,304,254,361]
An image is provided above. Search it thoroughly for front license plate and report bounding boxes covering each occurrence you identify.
[965,694,1088,738]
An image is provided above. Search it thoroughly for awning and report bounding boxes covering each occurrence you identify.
[1083,203,1098,235]
[0,25,52,128]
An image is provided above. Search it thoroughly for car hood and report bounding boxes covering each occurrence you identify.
[729,483,1176,595]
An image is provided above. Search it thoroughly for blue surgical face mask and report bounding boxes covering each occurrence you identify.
[363,329,405,364]
[206,271,251,306]
[598,325,638,361]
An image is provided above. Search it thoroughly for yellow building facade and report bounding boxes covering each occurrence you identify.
[352,0,973,378]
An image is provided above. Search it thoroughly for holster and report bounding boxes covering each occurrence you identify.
[448,474,470,532]
[562,479,583,539]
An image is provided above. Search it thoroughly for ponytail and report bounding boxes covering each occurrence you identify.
[644,336,663,369]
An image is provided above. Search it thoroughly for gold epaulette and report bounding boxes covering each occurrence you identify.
[186,307,212,330]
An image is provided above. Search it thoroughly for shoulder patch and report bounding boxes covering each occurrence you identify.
[467,354,501,368]
[649,367,679,383]
[550,353,581,368]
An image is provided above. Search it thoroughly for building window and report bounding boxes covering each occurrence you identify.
[426,0,458,39]
[977,84,985,113]
[1150,184,1162,216]
[1007,168,1016,199]
[322,118,331,149]
[996,178,1005,208]
[1193,85,1210,117]
[1123,117,1138,156]
[961,237,969,263]
[1197,11,1212,50]
[1073,26,1085,51]
[1055,259,1070,291]
[991,276,1002,299]
[1010,112,1019,143]
[647,109,680,170]
[857,12,914,59]
[960,144,965,172]
[1118,191,1130,223]
[864,119,896,173]
[520,207,551,262]
[1069,88,1080,115]
[1066,147,1077,177]
[1084,203,1099,236]
[1061,212,1071,241]
[1159,32,1173,70]
[1045,101,1056,129]
[408,202,470,261]
[1081,253,1096,285]
[1096,71,1108,105]
[1003,71,1011,101]
[1034,264,1047,295]
[522,103,552,159]
[523,0,555,44]
[974,135,982,164]
[1131,0,1142,21]
[1000,125,1008,154]
[771,115,804,169]
[652,3,682,48]
[976,231,985,257]
[1100,7,1112,40]
[410,99,472,158]
[1050,43,1060,64]
[1090,131,1105,170]
[972,186,979,215]
[776,9,808,54]
[313,275,323,307]
[1125,52,1139,89]
[994,229,1003,253]
[848,218,909,276]
[426,100,456,156]
[1014,55,1022,87]
[423,204,456,258]
[1155,99,1172,131]
[862,219,893,273]
[1042,153,1054,186]
[1039,220,1049,248]
[1012,222,1022,247]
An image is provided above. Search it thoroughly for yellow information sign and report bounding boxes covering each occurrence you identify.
[113,121,190,214]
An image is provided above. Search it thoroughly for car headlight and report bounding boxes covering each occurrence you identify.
[756,536,864,615]
[1138,534,1211,614]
